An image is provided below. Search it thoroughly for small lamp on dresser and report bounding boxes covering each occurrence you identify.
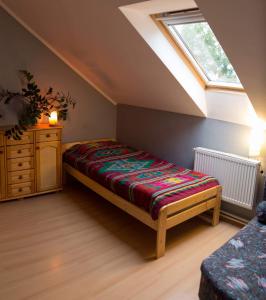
[49,111,58,127]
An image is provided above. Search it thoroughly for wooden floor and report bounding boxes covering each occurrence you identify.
[0,181,241,300]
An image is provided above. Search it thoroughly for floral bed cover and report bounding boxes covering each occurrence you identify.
[199,217,266,300]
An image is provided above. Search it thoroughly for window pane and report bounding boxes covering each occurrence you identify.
[171,22,240,84]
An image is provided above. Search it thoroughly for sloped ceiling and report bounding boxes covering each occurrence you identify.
[1,0,265,120]
[0,0,205,117]
[195,0,266,120]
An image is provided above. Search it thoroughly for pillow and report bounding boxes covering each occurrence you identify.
[256,201,266,224]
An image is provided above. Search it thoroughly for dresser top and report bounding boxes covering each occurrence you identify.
[0,124,63,132]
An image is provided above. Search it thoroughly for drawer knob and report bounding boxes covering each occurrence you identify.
[46,134,51,138]
[18,175,23,180]
[18,188,22,192]
[18,163,22,167]
[17,149,22,154]
[36,146,40,150]
[0,150,3,154]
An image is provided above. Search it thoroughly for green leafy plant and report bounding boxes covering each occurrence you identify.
[176,23,240,83]
[0,70,76,139]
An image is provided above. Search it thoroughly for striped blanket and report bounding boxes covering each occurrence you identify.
[63,141,219,220]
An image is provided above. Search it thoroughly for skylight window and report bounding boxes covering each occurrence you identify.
[158,9,243,90]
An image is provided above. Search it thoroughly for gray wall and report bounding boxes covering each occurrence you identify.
[117,104,251,169]
[117,104,256,220]
[0,8,116,142]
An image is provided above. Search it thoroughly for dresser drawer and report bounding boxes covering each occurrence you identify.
[7,144,34,159]
[36,129,60,143]
[6,132,33,145]
[7,157,34,172]
[8,169,34,185]
[8,182,34,198]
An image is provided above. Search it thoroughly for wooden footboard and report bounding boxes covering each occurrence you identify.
[63,161,222,259]
[156,185,222,258]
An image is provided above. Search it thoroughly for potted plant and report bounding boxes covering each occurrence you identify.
[0,70,76,139]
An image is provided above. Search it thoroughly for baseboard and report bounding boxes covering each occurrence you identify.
[198,210,248,227]
[220,210,248,226]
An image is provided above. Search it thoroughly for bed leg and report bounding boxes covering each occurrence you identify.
[156,209,167,259]
[212,186,222,226]
[62,168,67,186]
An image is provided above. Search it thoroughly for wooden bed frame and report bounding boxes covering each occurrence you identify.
[62,139,222,259]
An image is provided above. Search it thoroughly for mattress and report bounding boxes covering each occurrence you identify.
[63,140,219,220]
[199,217,266,300]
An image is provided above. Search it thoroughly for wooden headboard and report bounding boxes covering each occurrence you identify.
[62,138,116,153]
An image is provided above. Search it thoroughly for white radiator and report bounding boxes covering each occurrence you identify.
[194,147,261,209]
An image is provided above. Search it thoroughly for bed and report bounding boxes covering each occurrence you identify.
[62,139,222,258]
[199,217,266,300]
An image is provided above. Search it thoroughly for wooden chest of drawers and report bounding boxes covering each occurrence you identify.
[0,125,62,201]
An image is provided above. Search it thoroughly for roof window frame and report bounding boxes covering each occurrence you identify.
[152,9,244,92]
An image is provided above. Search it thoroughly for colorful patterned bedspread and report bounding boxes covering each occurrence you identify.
[63,141,219,220]
[199,217,266,300]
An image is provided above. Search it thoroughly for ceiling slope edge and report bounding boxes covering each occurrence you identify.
[0,1,117,106]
